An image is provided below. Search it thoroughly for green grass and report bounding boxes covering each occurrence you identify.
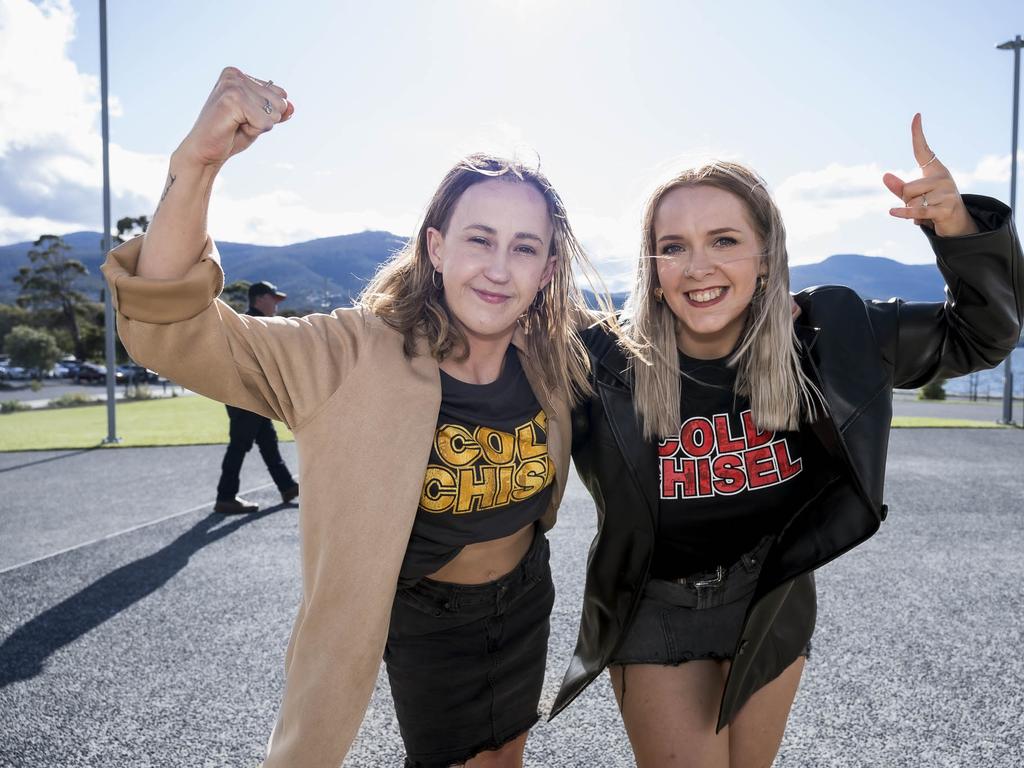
[0,395,294,451]
[0,397,1012,452]
[891,416,1008,428]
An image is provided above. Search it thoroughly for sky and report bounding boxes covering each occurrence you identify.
[1,0,1022,290]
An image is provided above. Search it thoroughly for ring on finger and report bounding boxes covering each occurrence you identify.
[921,194,929,208]
[267,80,273,87]
[920,153,938,169]
[263,98,273,115]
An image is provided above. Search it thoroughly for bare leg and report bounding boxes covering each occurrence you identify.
[609,662,731,768]
[726,656,805,768]
[462,730,529,768]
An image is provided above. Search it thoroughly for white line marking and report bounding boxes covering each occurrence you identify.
[0,482,277,576]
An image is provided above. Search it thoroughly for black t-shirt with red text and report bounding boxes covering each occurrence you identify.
[651,351,807,578]
[399,347,555,586]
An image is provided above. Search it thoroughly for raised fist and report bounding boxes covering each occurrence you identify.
[175,66,294,169]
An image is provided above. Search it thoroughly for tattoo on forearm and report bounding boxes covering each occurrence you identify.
[155,172,176,213]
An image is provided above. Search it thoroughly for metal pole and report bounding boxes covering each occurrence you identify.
[998,35,1022,426]
[100,0,119,444]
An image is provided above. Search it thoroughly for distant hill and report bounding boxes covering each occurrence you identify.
[0,231,951,308]
[2,230,1018,396]
[789,253,946,301]
[0,230,407,308]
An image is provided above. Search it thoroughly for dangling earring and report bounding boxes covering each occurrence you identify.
[653,287,664,302]
[432,270,443,290]
[755,275,766,294]
[532,289,546,311]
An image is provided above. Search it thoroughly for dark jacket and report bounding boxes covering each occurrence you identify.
[551,195,1023,729]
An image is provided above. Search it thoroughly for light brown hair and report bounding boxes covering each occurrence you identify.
[359,153,599,404]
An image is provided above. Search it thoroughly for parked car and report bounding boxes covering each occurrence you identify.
[52,357,81,379]
[1,366,30,380]
[117,364,159,384]
[75,363,125,385]
[47,362,73,378]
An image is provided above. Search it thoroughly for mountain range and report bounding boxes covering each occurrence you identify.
[0,230,951,309]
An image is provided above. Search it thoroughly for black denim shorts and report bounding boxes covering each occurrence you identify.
[611,537,812,667]
[384,530,555,768]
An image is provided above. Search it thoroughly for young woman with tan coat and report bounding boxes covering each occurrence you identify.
[102,67,602,768]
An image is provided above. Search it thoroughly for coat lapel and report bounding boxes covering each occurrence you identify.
[595,342,659,530]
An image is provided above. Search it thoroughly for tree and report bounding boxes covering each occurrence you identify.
[0,303,29,351]
[13,235,90,360]
[222,280,252,313]
[919,379,947,400]
[112,215,149,246]
[4,325,61,379]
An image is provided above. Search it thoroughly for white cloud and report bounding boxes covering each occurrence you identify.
[960,153,1019,185]
[0,0,389,248]
[207,183,419,246]
[774,162,897,244]
[0,0,164,242]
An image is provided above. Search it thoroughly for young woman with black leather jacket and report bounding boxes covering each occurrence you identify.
[550,115,1023,768]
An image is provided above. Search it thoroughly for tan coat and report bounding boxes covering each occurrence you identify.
[101,236,572,768]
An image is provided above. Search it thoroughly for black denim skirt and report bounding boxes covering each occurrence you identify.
[384,530,555,768]
[611,536,813,667]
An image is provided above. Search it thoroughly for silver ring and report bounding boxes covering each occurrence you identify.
[921,194,929,208]
[266,80,273,87]
[263,99,273,115]
[920,153,938,169]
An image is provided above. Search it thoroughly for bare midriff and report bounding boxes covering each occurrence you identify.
[425,522,536,584]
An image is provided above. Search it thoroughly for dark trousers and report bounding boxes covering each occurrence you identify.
[216,405,295,502]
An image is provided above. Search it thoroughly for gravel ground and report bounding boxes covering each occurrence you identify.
[1,429,1022,767]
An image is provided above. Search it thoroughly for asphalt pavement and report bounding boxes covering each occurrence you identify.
[1,430,1022,767]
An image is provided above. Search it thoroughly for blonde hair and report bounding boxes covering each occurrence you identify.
[623,161,821,439]
[359,152,599,405]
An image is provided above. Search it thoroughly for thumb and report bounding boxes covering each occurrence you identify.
[882,172,905,200]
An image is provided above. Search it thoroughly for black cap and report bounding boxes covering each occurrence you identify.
[248,280,287,301]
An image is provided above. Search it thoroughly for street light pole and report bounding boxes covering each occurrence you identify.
[100,0,119,444]
[997,34,1022,426]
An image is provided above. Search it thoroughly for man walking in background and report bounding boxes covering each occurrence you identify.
[214,281,299,514]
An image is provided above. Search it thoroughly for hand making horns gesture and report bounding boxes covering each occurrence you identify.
[175,66,294,170]
[883,113,979,238]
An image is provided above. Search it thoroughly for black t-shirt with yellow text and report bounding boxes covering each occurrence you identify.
[399,348,555,586]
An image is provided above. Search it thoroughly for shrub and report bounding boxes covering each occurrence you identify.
[49,393,97,408]
[919,379,947,400]
[1,400,30,413]
[4,325,61,377]
[125,384,155,401]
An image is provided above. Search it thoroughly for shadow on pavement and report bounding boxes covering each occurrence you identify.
[0,447,102,475]
[0,506,284,688]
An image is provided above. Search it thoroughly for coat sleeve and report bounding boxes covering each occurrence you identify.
[101,235,367,428]
[864,194,1023,389]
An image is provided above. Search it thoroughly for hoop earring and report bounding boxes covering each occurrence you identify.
[532,289,546,311]
[755,275,767,294]
[432,270,443,290]
[653,287,664,302]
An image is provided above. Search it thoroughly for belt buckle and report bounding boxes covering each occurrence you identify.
[691,565,724,589]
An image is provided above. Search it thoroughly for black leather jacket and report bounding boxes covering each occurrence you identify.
[551,195,1023,728]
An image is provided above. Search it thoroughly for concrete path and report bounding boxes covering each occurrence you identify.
[1,431,1022,767]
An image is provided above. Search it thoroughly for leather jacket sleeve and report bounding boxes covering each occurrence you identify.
[864,195,1023,389]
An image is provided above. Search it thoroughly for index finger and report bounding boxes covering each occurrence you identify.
[911,113,942,175]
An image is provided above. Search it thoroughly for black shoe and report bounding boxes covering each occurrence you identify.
[281,484,299,504]
[214,497,259,514]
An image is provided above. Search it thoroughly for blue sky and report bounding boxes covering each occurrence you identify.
[2,0,1022,288]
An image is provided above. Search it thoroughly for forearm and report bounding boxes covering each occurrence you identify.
[136,151,220,280]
